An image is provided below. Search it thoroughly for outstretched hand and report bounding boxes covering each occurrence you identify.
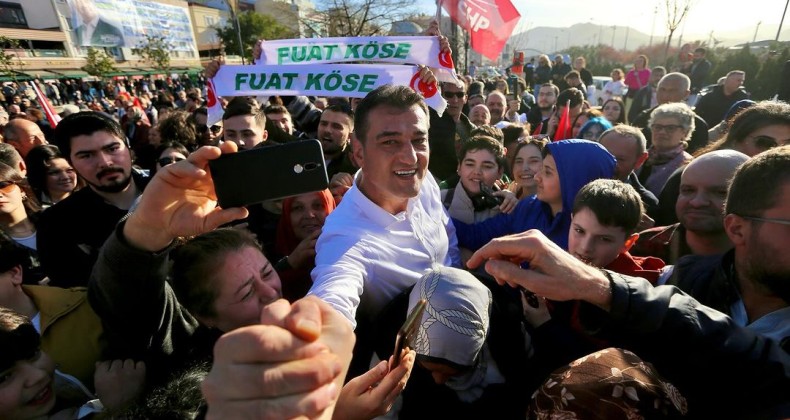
[124,142,248,252]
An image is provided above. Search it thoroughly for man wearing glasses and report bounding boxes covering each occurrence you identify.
[192,107,222,147]
[441,81,475,146]
[669,146,790,349]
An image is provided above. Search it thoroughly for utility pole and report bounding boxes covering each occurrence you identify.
[224,0,245,65]
[624,26,630,51]
[753,21,762,43]
[778,0,789,41]
[611,25,616,46]
[649,5,658,46]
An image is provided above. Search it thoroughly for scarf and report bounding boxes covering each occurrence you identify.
[647,144,686,166]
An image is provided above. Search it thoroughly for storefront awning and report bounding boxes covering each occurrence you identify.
[50,70,90,79]
[20,70,63,81]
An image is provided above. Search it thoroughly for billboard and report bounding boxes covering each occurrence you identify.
[67,0,196,51]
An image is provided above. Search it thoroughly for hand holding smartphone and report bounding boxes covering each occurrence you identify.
[390,299,427,370]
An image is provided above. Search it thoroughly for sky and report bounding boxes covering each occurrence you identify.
[417,0,790,40]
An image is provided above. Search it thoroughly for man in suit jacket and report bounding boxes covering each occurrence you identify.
[71,0,125,47]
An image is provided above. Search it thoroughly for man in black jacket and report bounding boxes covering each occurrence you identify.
[694,70,750,127]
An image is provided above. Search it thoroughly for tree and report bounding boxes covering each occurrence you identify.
[216,11,295,63]
[82,47,117,78]
[132,34,174,72]
[663,0,693,64]
[0,36,23,80]
[311,0,414,37]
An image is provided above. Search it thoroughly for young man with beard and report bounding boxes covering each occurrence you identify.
[318,104,356,179]
[36,112,150,287]
[526,83,558,135]
[670,146,790,350]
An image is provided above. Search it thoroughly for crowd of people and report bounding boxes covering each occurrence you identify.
[0,22,788,420]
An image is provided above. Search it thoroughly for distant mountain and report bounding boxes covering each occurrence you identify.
[509,22,790,54]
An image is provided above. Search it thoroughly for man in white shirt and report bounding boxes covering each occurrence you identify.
[309,84,461,328]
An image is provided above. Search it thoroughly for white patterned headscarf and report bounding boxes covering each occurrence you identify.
[409,267,503,402]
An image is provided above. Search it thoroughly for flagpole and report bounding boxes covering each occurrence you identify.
[225,0,245,65]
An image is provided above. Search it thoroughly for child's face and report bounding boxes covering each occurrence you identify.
[0,350,56,420]
[569,208,631,268]
[535,155,562,212]
[458,149,502,195]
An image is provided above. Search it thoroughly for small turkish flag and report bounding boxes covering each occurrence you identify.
[439,0,521,61]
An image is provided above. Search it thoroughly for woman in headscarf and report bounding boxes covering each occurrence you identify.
[273,189,336,302]
[399,267,531,419]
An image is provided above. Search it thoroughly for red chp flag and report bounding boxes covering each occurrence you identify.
[28,81,61,128]
[439,0,521,61]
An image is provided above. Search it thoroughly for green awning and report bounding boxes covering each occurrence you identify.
[50,70,90,78]
[104,68,154,77]
[0,71,31,82]
[20,70,62,80]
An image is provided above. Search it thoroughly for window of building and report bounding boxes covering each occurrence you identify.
[0,2,27,28]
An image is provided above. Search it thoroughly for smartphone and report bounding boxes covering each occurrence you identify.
[209,140,329,208]
[390,298,427,369]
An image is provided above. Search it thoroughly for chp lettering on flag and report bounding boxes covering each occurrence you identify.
[440,0,521,61]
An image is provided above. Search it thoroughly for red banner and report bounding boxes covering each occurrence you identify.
[440,0,521,61]
[28,81,61,128]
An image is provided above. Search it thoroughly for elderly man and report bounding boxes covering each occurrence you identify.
[485,90,507,125]
[469,104,491,126]
[694,70,750,127]
[632,150,749,264]
[3,118,48,158]
[631,72,709,154]
[599,125,659,218]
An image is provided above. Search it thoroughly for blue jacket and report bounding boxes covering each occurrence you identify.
[454,139,616,251]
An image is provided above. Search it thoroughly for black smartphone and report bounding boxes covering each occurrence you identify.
[479,181,504,207]
[209,140,329,208]
[391,298,427,370]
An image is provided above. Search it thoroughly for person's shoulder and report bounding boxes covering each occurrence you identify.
[38,189,92,221]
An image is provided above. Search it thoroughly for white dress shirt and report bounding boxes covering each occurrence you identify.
[309,171,461,328]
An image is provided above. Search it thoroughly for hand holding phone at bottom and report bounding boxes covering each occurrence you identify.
[333,350,416,420]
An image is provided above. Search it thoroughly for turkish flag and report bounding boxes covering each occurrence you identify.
[440,0,521,61]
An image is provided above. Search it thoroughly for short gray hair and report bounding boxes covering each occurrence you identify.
[649,102,696,142]
[599,125,647,156]
[658,72,691,92]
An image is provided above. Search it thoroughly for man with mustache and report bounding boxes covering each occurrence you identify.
[669,146,790,350]
[36,112,150,287]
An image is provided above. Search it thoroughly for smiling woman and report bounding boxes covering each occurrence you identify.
[274,189,337,302]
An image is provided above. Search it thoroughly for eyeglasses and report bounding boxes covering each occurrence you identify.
[158,157,185,167]
[650,124,684,133]
[442,91,466,99]
[737,215,790,226]
[197,124,222,134]
[0,180,17,194]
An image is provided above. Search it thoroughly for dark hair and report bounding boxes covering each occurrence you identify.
[0,307,40,373]
[354,84,428,144]
[223,97,266,130]
[557,88,584,109]
[694,47,707,55]
[24,144,69,202]
[155,141,189,161]
[170,229,263,319]
[157,110,198,150]
[573,179,644,234]
[539,83,560,97]
[470,125,504,143]
[113,363,209,419]
[192,107,207,119]
[564,70,581,80]
[697,101,790,157]
[53,111,125,161]
[0,161,40,217]
[263,104,290,116]
[323,104,355,122]
[0,143,21,169]
[601,98,626,124]
[725,145,790,217]
[0,234,27,273]
[501,125,528,148]
[459,135,506,169]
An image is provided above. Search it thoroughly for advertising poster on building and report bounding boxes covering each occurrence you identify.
[66,0,196,51]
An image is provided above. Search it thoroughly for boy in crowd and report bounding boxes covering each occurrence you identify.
[568,179,665,283]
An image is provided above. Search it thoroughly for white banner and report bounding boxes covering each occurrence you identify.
[258,36,462,85]
[207,63,446,126]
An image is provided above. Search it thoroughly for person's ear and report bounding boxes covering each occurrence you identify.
[262,129,268,142]
[622,233,639,253]
[635,152,649,169]
[6,265,24,287]
[724,214,747,246]
[352,136,365,169]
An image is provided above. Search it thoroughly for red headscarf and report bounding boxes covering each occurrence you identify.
[275,189,336,257]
